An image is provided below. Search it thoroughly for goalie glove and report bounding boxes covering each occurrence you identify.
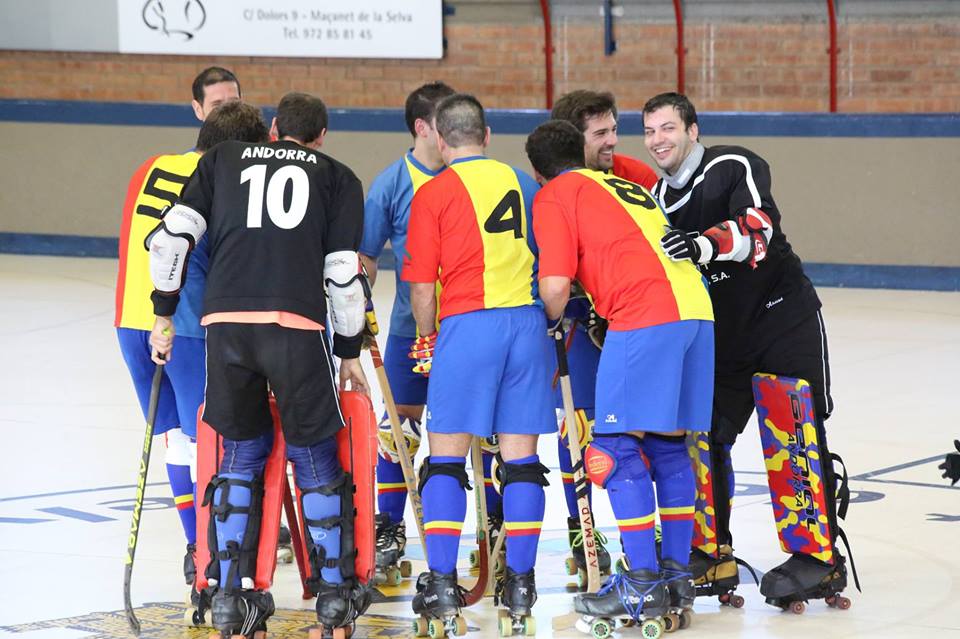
[408,332,437,377]
[938,440,960,486]
[660,228,713,264]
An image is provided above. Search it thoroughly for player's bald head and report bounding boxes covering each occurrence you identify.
[435,93,486,148]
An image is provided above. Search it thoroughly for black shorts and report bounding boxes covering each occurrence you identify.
[712,310,833,444]
[203,323,343,447]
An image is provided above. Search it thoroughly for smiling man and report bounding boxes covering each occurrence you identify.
[643,92,857,612]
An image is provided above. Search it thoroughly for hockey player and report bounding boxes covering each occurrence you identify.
[115,66,243,587]
[528,119,714,634]
[148,92,372,636]
[642,92,857,609]
[548,90,659,580]
[402,94,554,632]
[359,82,463,579]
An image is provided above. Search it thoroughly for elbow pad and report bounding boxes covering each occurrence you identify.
[703,207,773,268]
[145,203,207,316]
[325,250,370,359]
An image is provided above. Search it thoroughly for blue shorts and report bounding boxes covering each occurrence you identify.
[116,328,206,438]
[554,323,600,410]
[594,320,714,435]
[426,306,555,438]
[384,333,429,406]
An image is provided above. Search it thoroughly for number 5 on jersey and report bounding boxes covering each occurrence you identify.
[241,164,310,229]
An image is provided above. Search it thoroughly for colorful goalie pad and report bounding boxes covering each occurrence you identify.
[753,373,834,563]
[688,431,719,557]
[195,401,286,591]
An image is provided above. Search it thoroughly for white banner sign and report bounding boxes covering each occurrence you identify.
[117,0,443,59]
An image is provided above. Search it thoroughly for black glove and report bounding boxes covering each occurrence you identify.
[660,228,713,264]
[938,440,960,486]
[586,307,608,349]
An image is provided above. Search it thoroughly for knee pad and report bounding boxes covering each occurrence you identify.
[417,456,470,496]
[164,427,193,465]
[300,472,358,591]
[201,473,264,591]
[376,415,422,463]
[584,434,647,489]
[286,436,341,488]
[500,458,550,488]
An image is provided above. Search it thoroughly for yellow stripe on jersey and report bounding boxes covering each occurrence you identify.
[117,151,200,331]
[450,159,536,310]
[404,155,435,195]
[576,169,713,322]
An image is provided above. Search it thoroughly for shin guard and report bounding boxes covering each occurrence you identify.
[687,431,735,559]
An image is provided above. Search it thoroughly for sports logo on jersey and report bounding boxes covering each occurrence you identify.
[605,413,617,423]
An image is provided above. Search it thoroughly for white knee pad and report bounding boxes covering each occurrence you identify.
[164,427,197,482]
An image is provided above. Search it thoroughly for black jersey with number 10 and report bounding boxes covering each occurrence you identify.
[178,139,364,325]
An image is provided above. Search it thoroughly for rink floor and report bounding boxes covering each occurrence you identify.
[1,254,959,639]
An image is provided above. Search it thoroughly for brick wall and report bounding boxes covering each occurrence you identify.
[0,19,957,112]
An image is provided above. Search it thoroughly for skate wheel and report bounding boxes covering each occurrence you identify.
[662,613,679,633]
[522,616,536,636]
[498,616,513,637]
[565,557,578,576]
[413,617,429,637]
[253,632,267,639]
[679,610,693,630]
[640,618,664,639]
[427,618,446,639]
[728,594,745,608]
[308,628,323,639]
[469,550,480,568]
[576,568,588,590]
[789,600,805,614]
[590,618,613,639]
[400,560,413,578]
[332,627,349,639]
[494,553,506,575]
[836,596,852,610]
[277,548,294,564]
[452,615,468,637]
[385,566,402,586]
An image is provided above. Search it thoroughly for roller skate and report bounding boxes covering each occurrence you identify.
[208,589,275,639]
[690,544,757,607]
[183,542,197,584]
[574,568,669,639]
[494,568,537,637]
[277,523,294,564]
[375,514,412,586]
[566,517,612,589]
[660,559,694,632]
[760,552,852,614]
[183,583,216,627]
[469,515,505,576]
[308,579,373,639]
[411,570,468,638]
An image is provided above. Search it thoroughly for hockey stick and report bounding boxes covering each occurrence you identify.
[552,327,602,594]
[123,362,164,635]
[464,437,492,605]
[366,334,428,555]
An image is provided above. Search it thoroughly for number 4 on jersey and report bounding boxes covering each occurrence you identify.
[484,189,523,239]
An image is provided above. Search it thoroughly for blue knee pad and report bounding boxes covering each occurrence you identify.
[585,434,649,488]
[287,436,350,587]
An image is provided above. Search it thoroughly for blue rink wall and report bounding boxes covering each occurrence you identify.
[1,99,959,291]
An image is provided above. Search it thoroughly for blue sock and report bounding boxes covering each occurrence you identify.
[502,455,546,573]
[595,435,657,572]
[376,453,407,524]
[166,463,197,544]
[421,456,467,574]
[641,435,696,566]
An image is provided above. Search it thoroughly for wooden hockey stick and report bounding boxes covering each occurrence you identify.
[552,327,602,594]
[464,437,492,605]
[123,362,164,635]
[367,334,427,554]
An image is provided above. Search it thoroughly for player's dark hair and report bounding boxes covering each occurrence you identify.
[275,92,329,143]
[642,92,698,130]
[551,90,618,132]
[435,93,486,148]
[404,81,456,137]
[525,120,586,180]
[195,101,269,151]
[191,66,241,103]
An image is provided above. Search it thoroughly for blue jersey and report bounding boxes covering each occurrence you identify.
[360,151,443,338]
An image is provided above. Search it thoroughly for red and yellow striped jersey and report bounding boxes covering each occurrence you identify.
[401,156,541,321]
[115,151,200,331]
[533,169,713,331]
